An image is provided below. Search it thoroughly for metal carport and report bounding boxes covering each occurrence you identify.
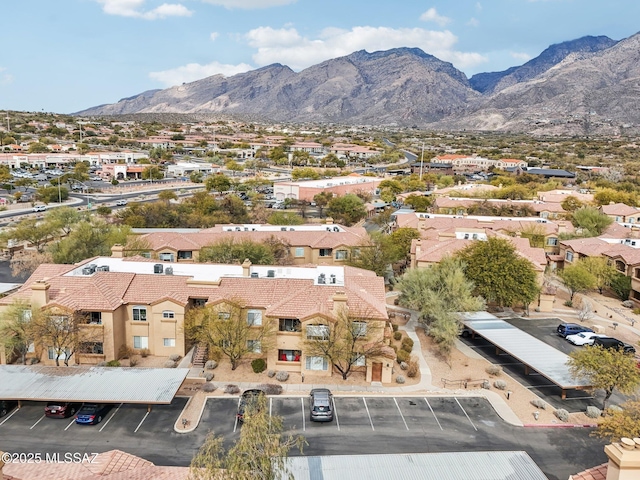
[460,311,591,399]
[0,365,189,409]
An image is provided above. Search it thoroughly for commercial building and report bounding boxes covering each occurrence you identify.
[274,174,384,202]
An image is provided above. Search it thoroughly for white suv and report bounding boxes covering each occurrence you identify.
[32,205,47,212]
[115,199,128,206]
[566,331,606,346]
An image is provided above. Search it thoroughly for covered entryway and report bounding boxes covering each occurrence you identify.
[371,362,383,382]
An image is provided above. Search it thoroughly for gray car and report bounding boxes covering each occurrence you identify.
[309,388,333,422]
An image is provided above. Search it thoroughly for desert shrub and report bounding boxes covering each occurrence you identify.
[563,300,573,307]
[267,369,276,378]
[390,344,398,353]
[481,380,490,389]
[164,360,177,368]
[633,308,640,315]
[204,372,214,382]
[275,371,289,382]
[129,355,140,367]
[400,361,408,370]
[96,361,107,367]
[407,359,419,378]
[257,383,283,395]
[396,349,410,364]
[117,345,132,360]
[140,348,150,358]
[396,375,406,384]
[586,406,602,418]
[493,380,507,390]
[29,358,39,365]
[554,408,569,422]
[531,398,547,410]
[622,300,634,308]
[169,354,181,362]
[205,360,218,370]
[393,331,402,341]
[485,365,502,376]
[392,324,399,332]
[208,346,223,362]
[202,383,216,393]
[251,358,267,373]
[106,360,121,367]
[401,337,414,352]
[224,384,240,394]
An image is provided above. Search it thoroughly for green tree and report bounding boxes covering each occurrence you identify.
[346,229,418,276]
[76,143,90,155]
[0,165,11,183]
[561,195,585,212]
[45,206,83,236]
[397,257,485,359]
[199,239,275,265]
[190,395,304,480]
[28,142,49,153]
[594,400,640,442]
[378,179,403,195]
[456,237,540,310]
[3,217,56,252]
[326,194,367,226]
[72,161,90,182]
[610,273,632,301]
[267,211,304,225]
[0,300,35,365]
[36,185,69,203]
[158,190,178,203]
[48,220,132,264]
[313,192,333,217]
[572,206,613,236]
[142,165,164,180]
[225,160,244,176]
[558,263,596,301]
[579,257,617,294]
[403,194,432,212]
[303,307,388,380]
[291,167,320,180]
[184,299,274,370]
[568,345,640,409]
[205,174,231,193]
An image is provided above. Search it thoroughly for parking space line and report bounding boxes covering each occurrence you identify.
[30,414,45,430]
[64,418,75,431]
[301,397,305,432]
[134,411,150,433]
[455,398,477,431]
[233,397,241,433]
[362,397,374,431]
[0,408,20,427]
[393,398,409,431]
[332,397,340,431]
[99,403,122,432]
[424,398,443,431]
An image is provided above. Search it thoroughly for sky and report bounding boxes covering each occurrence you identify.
[2,0,639,114]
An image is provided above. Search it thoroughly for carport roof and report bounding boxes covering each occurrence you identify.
[0,365,189,403]
[460,312,590,389]
[282,451,548,480]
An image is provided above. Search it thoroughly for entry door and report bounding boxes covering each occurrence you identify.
[372,362,383,382]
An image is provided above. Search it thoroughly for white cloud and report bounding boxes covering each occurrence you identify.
[467,17,479,27]
[476,2,482,11]
[149,61,254,86]
[210,32,219,41]
[200,0,296,9]
[244,25,487,71]
[419,7,451,27]
[510,51,532,61]
[0,67,13,85]
[96,0,192,19]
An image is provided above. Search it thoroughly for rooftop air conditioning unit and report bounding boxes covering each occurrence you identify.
[165,267,174,275]
[290,228,295,231]
[81,267,93,275]
[330,274,336,284]
[333,227,339,232]
[251,272,259,278]
[318,273,326,284]
[326,227,332,231]
[281,227,287,231]
[267,270,275,278]
[235,227,241,231]
[154,264,163,274]
[96,265,110,272]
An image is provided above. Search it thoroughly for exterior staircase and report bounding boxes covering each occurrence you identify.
[191,344,209,367]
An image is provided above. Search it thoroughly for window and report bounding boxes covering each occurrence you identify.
[353,354,366,366]
[247,340,261,353]
[616,260,626,272]
[247,310,262,326]
[615,216,622,222]
[80,342,103,354]
[191,298,207,308]
[19,309,32,322]
[335,250,348,260]
[177,251,192,260]
[295,247,304,257]
[133,336,149,349]
[159,252,174,262]
[141,252,151,259]
[48,347,70,360]
[88,312,102,325]
[278,349,301,362]
[163,338,176,347]
[635,268,640,280]
[319,248,333,257]
[565,251,574,262]
[279,318,301,332]
[132,306,147,321]
[306,324,330,340]
[306,356,328,371]
[352,321,367,337]
[218,312,231,320]
[547,237,558,246]
[162,311,175,319]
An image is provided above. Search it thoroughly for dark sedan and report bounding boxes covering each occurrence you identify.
[45,402,83,418]
[75,404,113,425]
[0,400,18,417]
[236,389,265,423]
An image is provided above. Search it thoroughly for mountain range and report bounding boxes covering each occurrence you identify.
[77,32,640,135]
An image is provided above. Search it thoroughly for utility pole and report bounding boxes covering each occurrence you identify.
[58,175,61,204]
[419,142,425,181]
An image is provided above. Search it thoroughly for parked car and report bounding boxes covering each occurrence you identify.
[556,323,593,338]
[0,400,18,417]
[32,205,46,212]
[236,389,265,423]
[45,402,83,418]
[309,388,334,422]
[565,331,606,346]
[592,336,637,354]
[75,403,113,425]
[115,199,128,206]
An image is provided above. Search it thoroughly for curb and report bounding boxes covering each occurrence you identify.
[524,423,597,428]
[174,393,213,434]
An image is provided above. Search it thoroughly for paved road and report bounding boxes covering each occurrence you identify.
[0,395,606,480]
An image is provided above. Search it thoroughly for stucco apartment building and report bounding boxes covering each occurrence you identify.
[274,174,384,202]
[0,251,393,382]
[135,222,368,265]
[432,196,567,219]
[430,154,527,172]
[600,202,640,224]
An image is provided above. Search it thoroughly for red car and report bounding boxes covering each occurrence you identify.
[45,402,83,418]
